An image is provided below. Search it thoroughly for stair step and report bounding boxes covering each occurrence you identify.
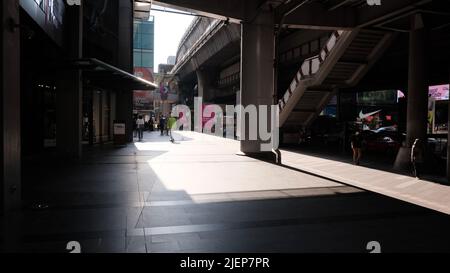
[280,29,393,130]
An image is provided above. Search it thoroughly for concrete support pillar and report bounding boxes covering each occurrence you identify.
[406,14,428,147]
[116,92,134,142]
[196,68,217,102]
[239,11,275,156]
[395,13,428,170]
[1,0,21,214]
[116,0,134,142]
[118,0,133,73]
[57,3,83,159]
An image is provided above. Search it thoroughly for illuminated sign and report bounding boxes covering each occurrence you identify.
[66,0,81,6]
[429,84,449,101]
[367,0,381,6]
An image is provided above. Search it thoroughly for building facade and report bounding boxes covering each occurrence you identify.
[154,64,180,117]
[1,0,156,213]
[133,16,155,120]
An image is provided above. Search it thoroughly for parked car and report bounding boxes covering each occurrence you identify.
[364,127,402,154]
[365,134,401,154]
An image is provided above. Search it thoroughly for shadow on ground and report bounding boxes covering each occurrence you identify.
[2,132,450,253]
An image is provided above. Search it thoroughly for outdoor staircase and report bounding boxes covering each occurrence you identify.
[278,29,395,138]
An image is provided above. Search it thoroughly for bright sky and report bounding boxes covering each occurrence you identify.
[150,5,194,69]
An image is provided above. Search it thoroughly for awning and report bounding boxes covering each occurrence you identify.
[134,0,152,20]
[71,58,158,91]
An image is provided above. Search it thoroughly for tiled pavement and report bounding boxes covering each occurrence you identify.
[3,131,450,253]
[281,149,450,215]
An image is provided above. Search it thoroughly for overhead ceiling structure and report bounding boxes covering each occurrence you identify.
[152,0,244,23]
[153,0,448,30]
[160,0,450,91]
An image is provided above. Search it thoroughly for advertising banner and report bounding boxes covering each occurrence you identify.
[428,84,449,134]
[429,84,449,101]
[134,67,155,111]
[133,91,153,111]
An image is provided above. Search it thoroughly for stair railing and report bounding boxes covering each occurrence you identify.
[278,30,344,112]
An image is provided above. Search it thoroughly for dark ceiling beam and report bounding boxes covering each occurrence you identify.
[153,0,286,23]
[326,0,356,11]
[152,0,436,32]
[152,0,246,22]
[431,0,450,14]
[278,2,356,30]
[275,0,312,16]
[277,0,434,30]
[356,0,432,28]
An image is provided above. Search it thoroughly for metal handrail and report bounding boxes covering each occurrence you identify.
[278,30,343,111]
[279,35,329,64]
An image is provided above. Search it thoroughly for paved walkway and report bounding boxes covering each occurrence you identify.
[281,150,450,215]
[165,131,450,215]
[5,131,450,253]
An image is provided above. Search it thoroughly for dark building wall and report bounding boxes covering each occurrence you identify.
[81,0,135,142]
[56,2,83,159]
[19,0,66,47]
[2,0,136,214]
[1,0,21,214]
[20,0,136,153]
[20,10,65,158]
[116,0,134,141]
[83,0,119,65]
[82,0,134,70]
[18,3,83,161]
[118,0,133,72]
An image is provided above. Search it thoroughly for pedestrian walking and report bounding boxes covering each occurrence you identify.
[136,115,145,141]
[411,138,424,179]
[159,115,166,136]
[168,115,177,142]
[133,114,138,138]
[350,130,363,165]
[298,126,307,144]
[149,117,154,131]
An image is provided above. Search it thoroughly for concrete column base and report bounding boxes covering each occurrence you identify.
[237,149,281,165]
[395,146,440,176]
[393,146,411,172]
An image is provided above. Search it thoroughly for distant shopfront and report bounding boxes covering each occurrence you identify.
[428,84,450,135]
[338,84,450,135]
[338,90,403,131]
[82,88,116,145]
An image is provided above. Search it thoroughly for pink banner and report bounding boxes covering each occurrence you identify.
[429,84,449,101]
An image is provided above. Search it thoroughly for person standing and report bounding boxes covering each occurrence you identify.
[136,115,145,141]
[164,116,169,136]
[133,114,138,138]
[411,138,424,179]
[298,126,307,144]
[350,130,363,165]
[149,116,154,131]
[159,115,166,136]
[167,116,176,142]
